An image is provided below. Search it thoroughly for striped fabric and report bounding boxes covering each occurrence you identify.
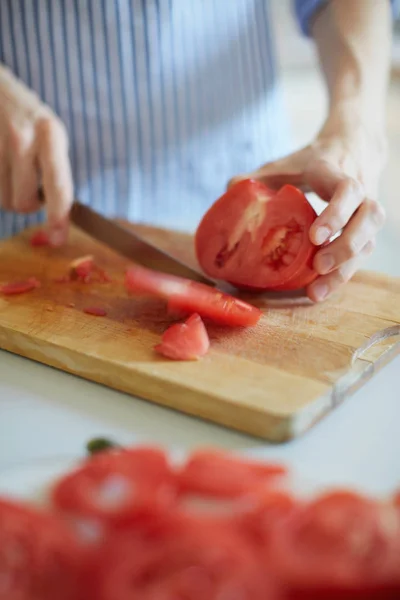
[0,1,309,238]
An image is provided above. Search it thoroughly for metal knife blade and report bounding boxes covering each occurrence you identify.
[70,201,215,285]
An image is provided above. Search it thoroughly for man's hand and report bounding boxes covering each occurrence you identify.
[0,65,73,245]
[230,0,392,302]
[229,119,387,302]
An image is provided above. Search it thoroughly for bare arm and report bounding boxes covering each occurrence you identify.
[230,0,393,301]
[313,0,392,158]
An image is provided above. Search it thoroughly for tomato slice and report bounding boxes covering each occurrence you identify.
[241,489,299,549]
[0,277,41,295]
[195,179,318,291]
[83,306,108,317]
[51,446,177,526]
[90,519,275,600]
[155,313,210,360]
[268,490,400,598]
[30,230,50,247]
[125,264,262,327]
[178,450,287,499]
[0,497,82,600]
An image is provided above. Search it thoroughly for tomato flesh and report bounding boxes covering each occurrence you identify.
[0,277,41,295]
[89,519,275,600]
[268,490,400,598]
[178,450,287,499]
[125,264,262,327]
[0,498,82,600]
[83,306,108,317]
[195,179,318,291]
[155,313,210,360]
[51,446,177,525]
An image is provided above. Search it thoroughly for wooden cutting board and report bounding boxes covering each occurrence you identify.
[0,224,399,442]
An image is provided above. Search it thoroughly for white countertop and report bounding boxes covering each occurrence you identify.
[1,347,399,497]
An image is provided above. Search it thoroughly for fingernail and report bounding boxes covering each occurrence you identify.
[317,253,334,275]
[314,226,331,246]
[49,228,65,247]
[312,283,329,302]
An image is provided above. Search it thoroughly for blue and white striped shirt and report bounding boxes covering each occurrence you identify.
[0,0,387,238]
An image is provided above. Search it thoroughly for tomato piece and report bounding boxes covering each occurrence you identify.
[51,446,177,525]
[241,489,299,549]
[70,255,95,282]
[30,230,50,247]
[0,277,40,295]
[195,179,318,291]
[83,306,108,317]
[89,519,276,600]
[125,264,262,327]
[268,490,400,598]
[178,449,287,499]
[155,313,210,360]
[0,497,83,600]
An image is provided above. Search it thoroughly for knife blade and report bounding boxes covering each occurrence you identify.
[70,201,215,285]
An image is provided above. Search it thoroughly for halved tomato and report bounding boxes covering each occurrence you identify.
[178,449,287,499]
[89,518,276,600]
[0,497,82,600]
[267,490,400,599]
[0,277,41,295]
[195,179,318,291]
[125,264,262,327]
[51,446,177,526]
[155,313,210,360]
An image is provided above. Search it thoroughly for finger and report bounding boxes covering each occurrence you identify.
[9,124,40,213]
[313,199,385,275]
[308,173,365,246]
[0,150,12,210]
[228,149,310,191]
[307,239,375,302]
[36,115,73,246]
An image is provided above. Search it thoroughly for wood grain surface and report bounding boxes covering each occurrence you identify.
[0,223,399,442]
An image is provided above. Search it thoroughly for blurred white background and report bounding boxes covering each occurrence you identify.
[270,1,400,278]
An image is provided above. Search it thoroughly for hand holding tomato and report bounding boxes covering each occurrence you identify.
[229,120,387,301]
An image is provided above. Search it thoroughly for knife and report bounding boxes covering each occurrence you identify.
[69,200,215,285]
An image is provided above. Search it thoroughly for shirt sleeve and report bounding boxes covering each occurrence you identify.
[293,0,400,37]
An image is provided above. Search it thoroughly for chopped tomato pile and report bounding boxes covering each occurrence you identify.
[1,446,398,600]
[125,264,265,360]
[0,277,40,296]
[195,180,319,291]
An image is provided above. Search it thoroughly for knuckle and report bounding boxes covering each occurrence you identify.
[344,237,359,260]
[335,266,351,286]
[37,114,68,145]
[346,177,364,198]
[7,121,33,155]
[331,204,348,228]
[365,199,386,228]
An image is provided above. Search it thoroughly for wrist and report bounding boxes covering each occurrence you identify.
[317,107,388,163]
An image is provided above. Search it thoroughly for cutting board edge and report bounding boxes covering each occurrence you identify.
[0,327,298,442]
[1,324,400,443]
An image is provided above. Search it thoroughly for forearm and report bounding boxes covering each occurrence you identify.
[312,0,392,136]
